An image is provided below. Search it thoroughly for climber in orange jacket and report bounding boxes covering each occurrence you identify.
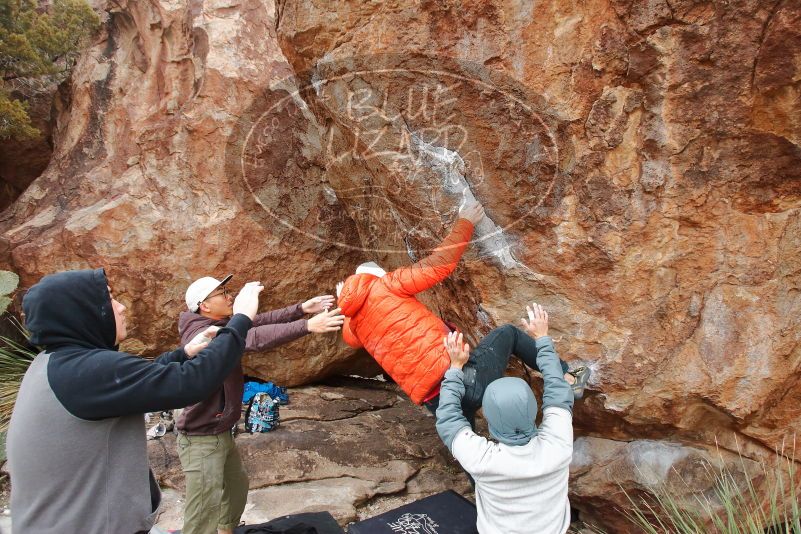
[336,201,590,421]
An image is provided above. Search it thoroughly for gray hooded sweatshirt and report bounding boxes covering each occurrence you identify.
[435,336,574,534]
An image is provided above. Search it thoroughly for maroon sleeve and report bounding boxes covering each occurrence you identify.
[251,302,305,326]
[245,319,308,352]
[180,322,209,347]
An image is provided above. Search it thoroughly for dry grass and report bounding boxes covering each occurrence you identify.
[622,441,800,534]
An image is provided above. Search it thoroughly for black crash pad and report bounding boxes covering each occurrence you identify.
[347,490,477,534]
[233,511,344,534]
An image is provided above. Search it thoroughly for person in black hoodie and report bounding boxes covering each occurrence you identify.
[6,268,263,534]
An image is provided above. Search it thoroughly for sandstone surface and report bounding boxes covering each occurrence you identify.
[2,0,799,530]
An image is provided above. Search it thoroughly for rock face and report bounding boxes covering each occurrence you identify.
[0,0,373,382]
[2,0,800,530]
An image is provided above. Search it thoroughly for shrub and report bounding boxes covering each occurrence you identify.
[0,0,100,139]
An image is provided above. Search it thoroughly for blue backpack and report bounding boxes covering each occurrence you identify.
[244,392,280,433]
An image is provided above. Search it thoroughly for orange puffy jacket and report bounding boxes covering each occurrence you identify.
[338,219,475,404]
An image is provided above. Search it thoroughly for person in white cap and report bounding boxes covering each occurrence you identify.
[176,274,344,534]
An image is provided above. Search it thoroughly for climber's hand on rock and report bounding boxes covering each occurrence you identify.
[444,331,470,370]
[521,302,549,339]
[307,307,345,333]
[459,201,485,225]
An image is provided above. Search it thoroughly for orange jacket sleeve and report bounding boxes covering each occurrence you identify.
[384,218,475,297]
[342,317,363,349]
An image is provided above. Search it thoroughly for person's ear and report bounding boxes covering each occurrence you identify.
[199,301,209,313]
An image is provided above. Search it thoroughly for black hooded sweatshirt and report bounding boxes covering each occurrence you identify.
[7,268,252,534]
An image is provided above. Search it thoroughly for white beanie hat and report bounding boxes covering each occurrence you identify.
[355,261,386,278]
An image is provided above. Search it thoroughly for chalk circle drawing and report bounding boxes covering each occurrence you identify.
[232,55,559,256]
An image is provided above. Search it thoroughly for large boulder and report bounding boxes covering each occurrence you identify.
[0,0,371,382]
[2,0,800,530]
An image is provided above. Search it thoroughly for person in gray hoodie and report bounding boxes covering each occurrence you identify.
[7,268,264,534]
[435,303,575,534]
[176,274,345,534]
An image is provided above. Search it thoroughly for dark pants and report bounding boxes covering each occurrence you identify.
[423,324,569,419]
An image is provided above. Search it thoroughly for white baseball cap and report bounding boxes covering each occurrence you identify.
[185,274,233,312]
[355,261,386,278]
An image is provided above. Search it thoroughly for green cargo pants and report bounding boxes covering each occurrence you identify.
[177,431,248,534]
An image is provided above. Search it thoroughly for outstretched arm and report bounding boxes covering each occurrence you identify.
[153,347,189,365]
[51,315,252,419]
[521,303,573,413]
[517,304,574,459]
[435,332,473,450]
[383,203,483,296]
[252,295,335,326]
[436,332,495,477]
[245,320,308,351]
[537,335,573,413]
[252,302,305,326]
[50,283,266,420]
[248,304,343,351]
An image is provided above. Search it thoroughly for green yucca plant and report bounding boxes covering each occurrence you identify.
[623,442,800,534]
[0,320,36,432]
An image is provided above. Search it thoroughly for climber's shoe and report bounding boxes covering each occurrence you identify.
[567,366,591,399]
